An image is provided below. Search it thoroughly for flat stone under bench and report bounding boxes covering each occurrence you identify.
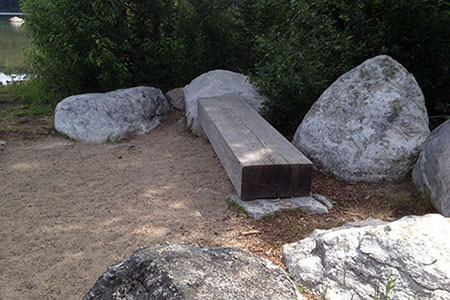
[227,194,332,219]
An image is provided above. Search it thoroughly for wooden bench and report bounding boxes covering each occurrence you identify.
[198,96,312,200]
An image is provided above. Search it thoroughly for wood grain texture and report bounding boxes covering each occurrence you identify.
[198,96,312,200]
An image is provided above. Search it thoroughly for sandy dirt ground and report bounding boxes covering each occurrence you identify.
[0,112,263,299]
[0,109,435,300]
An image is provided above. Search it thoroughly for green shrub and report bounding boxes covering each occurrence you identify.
[232,0,293,71]
[12,79,58,110]
[250,0,450,133]
[0,80,54,115]
[22,0,178,99]
[21,0,256,103]
[21,0,449,125]
[166,0,251,84]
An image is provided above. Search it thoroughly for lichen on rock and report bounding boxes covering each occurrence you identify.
[293,55,430,182]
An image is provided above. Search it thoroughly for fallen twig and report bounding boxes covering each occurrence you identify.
[240,230,261,236]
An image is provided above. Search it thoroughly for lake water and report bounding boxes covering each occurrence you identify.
[0,14,30,84]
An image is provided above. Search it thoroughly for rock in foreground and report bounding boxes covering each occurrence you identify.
[85,243,303,300]
[413,120,450,216]
[184,70,266,136]
[294,55,429,182]
[283,214,450,300]
[55,87,169,143]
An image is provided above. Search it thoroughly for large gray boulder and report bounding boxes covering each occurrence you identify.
[413,120,450,216]
[282,214,450,300]
[84,243,303,300]
[55,87,169,143]
[184,70,266,136]
[293,55,430,182]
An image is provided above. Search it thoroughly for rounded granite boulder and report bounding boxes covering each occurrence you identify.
[184,70,266,136]
[84,243,303,300]
[293,55,430,182]
[413,120,450,216]
[283,214,450,300]
[55,86,170,143]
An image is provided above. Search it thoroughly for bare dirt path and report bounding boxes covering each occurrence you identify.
[0,109,435,300]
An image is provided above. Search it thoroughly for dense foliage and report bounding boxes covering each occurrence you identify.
[22,0,248,103]
[0,0,20,12]
[23,0,172,99]
[22,0,449,131]
[249,0,450,132]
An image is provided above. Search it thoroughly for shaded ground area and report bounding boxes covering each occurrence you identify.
[0,88,53,141]
[0,99,436,299]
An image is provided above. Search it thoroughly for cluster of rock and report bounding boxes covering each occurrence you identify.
[54,70,265,142]
[85,214,449,299]
[0,72,27,86]
[63,56,450,299]
[277,57,449,295]
[292,55,449,217]
[53,55,449,215]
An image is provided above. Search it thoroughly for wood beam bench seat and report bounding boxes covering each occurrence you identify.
[198,95,312,200]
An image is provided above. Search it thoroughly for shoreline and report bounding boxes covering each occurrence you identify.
[0,12,24,16]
